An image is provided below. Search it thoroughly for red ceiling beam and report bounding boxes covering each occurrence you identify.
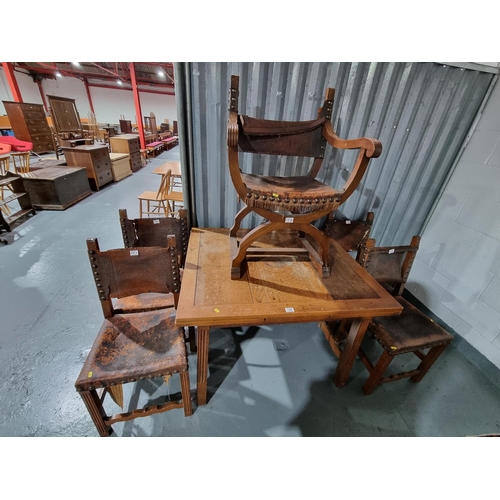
[15,64,175,89]
[83,79,95,114]
[2,62,23,102]
[36,80,48,112]
[130,63,146,150]
[86,81,175,96]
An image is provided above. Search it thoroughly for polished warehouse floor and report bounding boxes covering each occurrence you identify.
[1,147,500,437]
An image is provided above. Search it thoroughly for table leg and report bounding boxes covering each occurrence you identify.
[333,318,370,387]
[197,326,210,406]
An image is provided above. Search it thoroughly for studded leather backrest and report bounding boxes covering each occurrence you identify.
[87,239,181,301]
[359,236,420,295]
[238,115,326,157]
[119,209,188,264]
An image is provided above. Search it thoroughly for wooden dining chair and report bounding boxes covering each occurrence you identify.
[323,211,375,261]
[138,170,172,218]
[117,208,196,352]
[227,74,382,280]
[75,236,192,437]
[10,152,30,174]
[356,236,454,394]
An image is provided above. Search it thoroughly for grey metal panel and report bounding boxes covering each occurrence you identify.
[187,62,493,245]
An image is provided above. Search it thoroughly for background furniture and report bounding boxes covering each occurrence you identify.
[48,95,93,148]
[119,119,132,134]
[109,152,132,182]
[10,152,30,174]
[109,134,142,172]
[63,144,112,191]
[357,236,454,394]
[151,161,182,189]
[227,74,382,280]
[2,101,55,154]
[75,237,192,437]
[0,136,33,152]
[0,170,36,239]
[175,227,403,405]
[21,166,92,210]
[138,171,173,217]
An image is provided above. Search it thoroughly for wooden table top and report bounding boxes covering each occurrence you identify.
[175,228,403,328]
[151,161,181,176]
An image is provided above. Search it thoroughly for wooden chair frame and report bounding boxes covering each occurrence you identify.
[227,74,382,280]
[356,236,454,394]
[75,237,192,436]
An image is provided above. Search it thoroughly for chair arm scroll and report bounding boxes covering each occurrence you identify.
[323,122,382,158]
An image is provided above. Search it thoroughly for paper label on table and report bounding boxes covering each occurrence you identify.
[87,371,93,378]
[153,219,160,224]
[285,307,295,313]
[130,250,139,256]
[285,217,294,223]
[345,220,351,224]
[388,249,395,254]
[214,308,220,313]
[272,193,279,198]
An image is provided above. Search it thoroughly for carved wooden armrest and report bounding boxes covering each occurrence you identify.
[323,122,382,158]
[227,111,239,147]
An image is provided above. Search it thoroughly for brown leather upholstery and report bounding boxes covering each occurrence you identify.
[75,309,187,391]
[370,296,454,355]
[74,237,192,437]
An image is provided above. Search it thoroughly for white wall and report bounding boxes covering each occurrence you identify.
[407,76,500,369]
[0,67,177,126]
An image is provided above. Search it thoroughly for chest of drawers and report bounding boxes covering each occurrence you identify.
[110,134,143,172]
[3,101,55,154]
[62,145,112,191]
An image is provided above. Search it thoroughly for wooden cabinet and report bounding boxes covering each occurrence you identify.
[2,101,55,154]
[109,134,142,172]
[62,145,113,191]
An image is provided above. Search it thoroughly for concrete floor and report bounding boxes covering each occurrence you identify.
[1,147,500,437]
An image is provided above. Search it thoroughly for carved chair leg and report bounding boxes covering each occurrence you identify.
[411,344,448,383]
[362,350,393,395]
[295,223,331,277]
[230,222,273,279]
[179,370,193,417]
[230,206,253,237]
[79,389,112,437]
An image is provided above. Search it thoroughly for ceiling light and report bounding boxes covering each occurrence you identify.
[158,70,165,76]
[117,80,122,85]
[72,62,80,66]
[56,72,62,77]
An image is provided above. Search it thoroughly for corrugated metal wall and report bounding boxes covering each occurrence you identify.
[182,62,493,245]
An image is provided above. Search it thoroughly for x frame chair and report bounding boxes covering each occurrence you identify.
[227,74,382,279]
